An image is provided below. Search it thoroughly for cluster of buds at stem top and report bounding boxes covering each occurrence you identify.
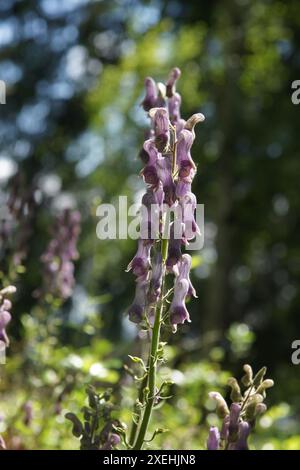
[39,209,81,300]
[207,365,274,450]
[127,67,205,331]
[0,285,16,350]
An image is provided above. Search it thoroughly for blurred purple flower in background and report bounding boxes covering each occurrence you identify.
[40,209,81,300]
[0,285,16,349]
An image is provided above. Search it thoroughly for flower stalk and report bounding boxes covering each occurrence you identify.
[126,67,204,448]
[133,241,168,450]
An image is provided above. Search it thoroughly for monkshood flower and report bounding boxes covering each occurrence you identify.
[166,68,183,128]
[149,107,170,153]
[141,77,165,111]
[168,92,182,126]
[127,67,205,332]
[141,184,164,240]
[40,209,81,300]
[207,365,274,450]
[177,254,197,299]
[207,426,220,450]
[176,129,196,180]
[0,285,16,348]
[126,238,151,280]
[156,154,176,207]
[141,77,158,111]
[169,278,190,329]
[179,192,199,241]
[127,279,148,324]
[166,67,181,97]
[166,222,184,271]
[141,139,160,186]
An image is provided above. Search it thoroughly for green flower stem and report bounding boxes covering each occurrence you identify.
[129,370,148,446]
[133,238,168,450]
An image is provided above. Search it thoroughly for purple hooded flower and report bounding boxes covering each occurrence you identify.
[166,222,183,270]
[166,67,181,126]
[220,415,230,443]
[176,129,196,179]
[141,140,161,187]
[156,155,176,206]
[149,108,170,153]
[207,426,220,450]
[234,421,251,450]
[142,77,158,112]
[168,93,182,126]
[169,278,190,327]
[179,192,200,241]
[177,254,197,298]
[143,139,159,165]
[127,279,148,323]
[142,165,160,187]
[166,67,181,97]
[141,183,164,240]
[228,403,241,441]
[126,238,151,279]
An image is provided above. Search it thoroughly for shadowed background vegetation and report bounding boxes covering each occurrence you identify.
[0,0,300,449]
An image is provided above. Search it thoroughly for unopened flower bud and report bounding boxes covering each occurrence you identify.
[228,377,243,403]
[142,77,158,111]
[126,239,151,279]
[256,379,274,396]
[241,364,253,387]
[255,403,267,416]
[166,67,181,97]
[0,285,17,296]
[244,394,264,423]
[184,113,205,135]
[208,392,229,418]
[127,279,148,324]
[169,279,190,327]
